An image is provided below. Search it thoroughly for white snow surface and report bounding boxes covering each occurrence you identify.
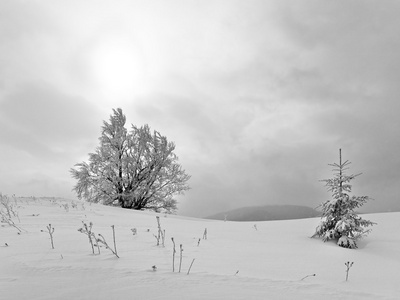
[1,198,399,299]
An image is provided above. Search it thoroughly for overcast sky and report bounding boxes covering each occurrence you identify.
[1,0,399,217]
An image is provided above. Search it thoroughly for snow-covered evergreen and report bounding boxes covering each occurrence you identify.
[313,149,375,249]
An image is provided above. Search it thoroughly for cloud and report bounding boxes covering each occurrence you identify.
[0,82,103,198]
[0,83,101,147]
[1,0,399,216]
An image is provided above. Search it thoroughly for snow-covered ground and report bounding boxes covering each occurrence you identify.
[1,197,399,299]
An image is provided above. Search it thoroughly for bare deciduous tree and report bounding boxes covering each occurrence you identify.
[71,108,190,213]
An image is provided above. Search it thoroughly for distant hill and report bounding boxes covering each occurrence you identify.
[205,205,320,222]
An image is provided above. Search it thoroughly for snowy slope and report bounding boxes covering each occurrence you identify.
[1,197,399,299]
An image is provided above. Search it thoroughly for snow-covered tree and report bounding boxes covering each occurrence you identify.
[313,149,375,249]
[70,108,190,213]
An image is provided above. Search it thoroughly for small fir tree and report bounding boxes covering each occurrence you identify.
[313,149,375,249]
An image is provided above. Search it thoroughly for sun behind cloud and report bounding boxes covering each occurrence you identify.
[89,35,149,100]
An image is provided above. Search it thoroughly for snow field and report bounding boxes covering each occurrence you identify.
[1,197,399,299]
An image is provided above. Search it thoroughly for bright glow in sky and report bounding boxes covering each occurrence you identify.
[0,0,399,217]
[87,33,152,101]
